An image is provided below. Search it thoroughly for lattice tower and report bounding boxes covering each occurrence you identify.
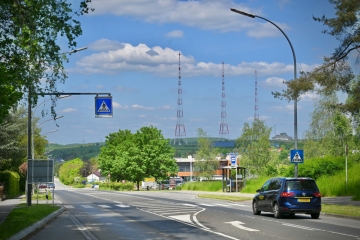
[254,70,259,120]
[174,52,186,145]
[219,62,229,140]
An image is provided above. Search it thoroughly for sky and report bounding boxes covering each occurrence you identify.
[35,0,347,145]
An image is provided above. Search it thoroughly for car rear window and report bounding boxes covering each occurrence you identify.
[285,180,318,191]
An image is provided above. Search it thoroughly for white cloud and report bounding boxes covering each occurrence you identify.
[96,84,105,89]
[269,104,303,112]
[260,77,286,88]
[89,38,125,51]
[113,102,129,109]
[61,108,77,113]
[76,40,318,78]
[247,22,289,39]
[132,104,154,110]
[167,30,183,38]
[88,0,286,37]
[139,114,146,118]
[160,105,173,110]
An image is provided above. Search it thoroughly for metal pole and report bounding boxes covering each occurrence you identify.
[230,8,298,177]
[27,94,32,206]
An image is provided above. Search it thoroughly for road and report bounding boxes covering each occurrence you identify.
[28,179,360,240]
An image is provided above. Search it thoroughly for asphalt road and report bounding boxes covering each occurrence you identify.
[24,179,360,240]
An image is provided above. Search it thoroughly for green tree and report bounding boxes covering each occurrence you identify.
[0,0,93,123]
[236,119,272,175]
[272,0,360,115]
[58,158,84,185]
[98,126,177,190]
[304,93,352,158]
[0,107,28,171]
[193,128,219,180]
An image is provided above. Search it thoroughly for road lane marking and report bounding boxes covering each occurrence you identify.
[225,221,259,232]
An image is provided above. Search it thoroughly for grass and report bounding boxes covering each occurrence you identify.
[198,194,252,201]
[322,204,360,218]
[0,204,60,240]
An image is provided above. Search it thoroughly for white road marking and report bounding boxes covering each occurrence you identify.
[98,205,111,208]
[225,221,259,232]
[116,204,130,208]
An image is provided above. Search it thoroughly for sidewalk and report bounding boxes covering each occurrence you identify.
[0,192,359,239]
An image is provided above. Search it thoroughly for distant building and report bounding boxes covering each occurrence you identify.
[272,132,293,141]
[87,171,106,183]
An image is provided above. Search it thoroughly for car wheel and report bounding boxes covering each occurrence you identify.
[311,213,320,219]
[273,203,282,219]
[252,201,261,215]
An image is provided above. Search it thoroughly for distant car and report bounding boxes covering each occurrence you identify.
[38,183,48,189]
[47,183,55,189]
[92,184,99,189]
[252,177,321,219]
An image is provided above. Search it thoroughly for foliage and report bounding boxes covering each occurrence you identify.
[0,171,20,198]
[235,119,273,174]
[272,0,360,115]
[98,126,178,190]
[97,182,134,191]
[58,158,84,185]
[0,107,27,171]
[0,0,94,123]
[304,94,353,158]
[180,181,223,192]
[46,143,105,161]
[0,204,60,240]
[193,128,219,180]
[316,162,360,199]
[284,155,357,179]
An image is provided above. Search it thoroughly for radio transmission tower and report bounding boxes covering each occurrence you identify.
[219,62,229,140]
[174,52,186,145]
[254,70,259,120]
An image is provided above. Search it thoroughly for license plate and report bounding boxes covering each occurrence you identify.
[298,199,310,202]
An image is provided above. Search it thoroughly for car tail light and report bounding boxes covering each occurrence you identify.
[280,192,295,197]
[313,192,321,197]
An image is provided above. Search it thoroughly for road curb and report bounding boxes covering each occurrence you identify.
[9,206,65,240]
[320,212,360,221]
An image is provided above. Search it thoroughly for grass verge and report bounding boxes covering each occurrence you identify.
[0,204,60,240]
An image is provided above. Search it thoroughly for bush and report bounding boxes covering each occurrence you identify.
[0,171,20,198]
[98,182,134,191]
[285,156,348,179]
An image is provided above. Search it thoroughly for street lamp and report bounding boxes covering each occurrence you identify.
[230,8,299,177]
[32,116,63,159]
[27,47,87,206]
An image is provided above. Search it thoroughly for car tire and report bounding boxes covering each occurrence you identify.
[252,201,261,215]
[311,213,320,219]
[273,203,282,219]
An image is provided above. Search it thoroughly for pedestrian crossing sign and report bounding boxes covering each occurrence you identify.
[290,150,304,164]
[95,96,113,118]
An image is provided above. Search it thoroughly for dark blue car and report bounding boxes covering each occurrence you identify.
[252,177,321,219]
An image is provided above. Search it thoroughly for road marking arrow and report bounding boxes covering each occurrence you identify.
[225,221,259,232]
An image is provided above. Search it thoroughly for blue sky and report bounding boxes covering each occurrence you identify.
[36,0,343,145]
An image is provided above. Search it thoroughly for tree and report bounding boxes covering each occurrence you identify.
[272,0,360,115]
[193,128,219,180]
[98,126,178,190]
[58,158,84,185]
[303,93,352,158]
[236,119,272,175]
[0,0,93,123]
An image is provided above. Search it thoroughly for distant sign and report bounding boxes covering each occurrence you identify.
[27,159,54,183]
[95,96,113,118]
[231,154,237,167]
[290,150,304,164]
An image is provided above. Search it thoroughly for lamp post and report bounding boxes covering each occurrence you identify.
[27,47,87,206]
[230,8,299,177]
